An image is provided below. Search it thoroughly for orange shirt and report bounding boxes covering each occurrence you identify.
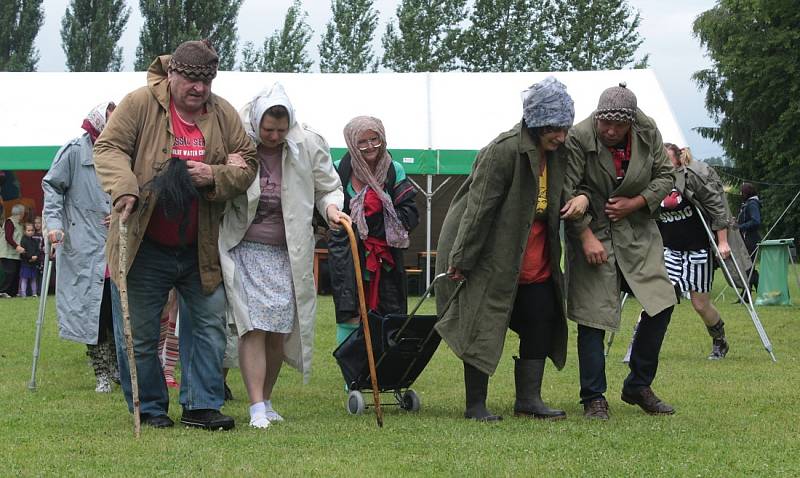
[519,159,550,284]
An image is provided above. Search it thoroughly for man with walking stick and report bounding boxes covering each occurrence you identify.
[94,39,257,430]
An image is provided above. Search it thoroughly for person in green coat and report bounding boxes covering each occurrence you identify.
[563,83,677,420]
[435,77,587,421]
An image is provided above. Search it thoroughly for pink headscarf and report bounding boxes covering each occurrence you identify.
[343,116,408,248]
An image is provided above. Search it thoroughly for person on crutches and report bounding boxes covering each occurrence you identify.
[41,102,120,393]
[647,144,733,360]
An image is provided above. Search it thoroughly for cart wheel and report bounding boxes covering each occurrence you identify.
[401,389,421,412]
[347,390,366,415]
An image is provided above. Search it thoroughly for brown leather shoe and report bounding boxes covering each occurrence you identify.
[583,398,609,420]
[621,387,675,415]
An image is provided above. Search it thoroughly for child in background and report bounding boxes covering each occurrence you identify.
[18,223,40,297]
[33,216,45,284]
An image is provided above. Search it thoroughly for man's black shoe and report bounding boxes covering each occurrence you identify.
[180,409,235,430]
[142,414,174,428]
[621,386,675,415]
[224,382,234,401]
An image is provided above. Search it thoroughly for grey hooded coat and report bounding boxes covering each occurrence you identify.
[42,133,111,344]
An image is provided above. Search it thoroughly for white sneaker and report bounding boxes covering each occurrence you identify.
[95,375,111,393]
[265,410,284,422]
[249,414,270,429]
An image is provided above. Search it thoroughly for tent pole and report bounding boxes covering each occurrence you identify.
[426,174,432,288]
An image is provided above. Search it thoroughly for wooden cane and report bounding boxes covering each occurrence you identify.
[341,219,384,428]
[118,220,141,437]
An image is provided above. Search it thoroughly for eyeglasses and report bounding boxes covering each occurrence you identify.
[356,137,382,151]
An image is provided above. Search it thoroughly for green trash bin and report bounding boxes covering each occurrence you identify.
[755,238,794,306]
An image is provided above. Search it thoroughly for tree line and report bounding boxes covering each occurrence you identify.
[1,0,647,73]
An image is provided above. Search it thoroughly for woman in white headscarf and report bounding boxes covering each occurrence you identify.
[219,83,346,429]
[41,101,120,393]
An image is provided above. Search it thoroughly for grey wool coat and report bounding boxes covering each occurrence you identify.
[434,123,568,376]
[42,134,111,345]
[563,109,677,331]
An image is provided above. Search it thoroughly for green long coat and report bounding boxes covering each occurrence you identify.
[434,123,568,376]
[563,110,677,331]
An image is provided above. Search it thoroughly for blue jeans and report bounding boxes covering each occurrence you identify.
[111,238,227,417]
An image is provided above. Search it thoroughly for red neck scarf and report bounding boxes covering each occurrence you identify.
[608,135,631,180]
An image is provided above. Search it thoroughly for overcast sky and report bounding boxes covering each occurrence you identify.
[34,0,723,158]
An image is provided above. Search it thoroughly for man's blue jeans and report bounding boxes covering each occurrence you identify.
[111,238,227,417]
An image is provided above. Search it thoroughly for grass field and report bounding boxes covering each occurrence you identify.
[1,272,799,477]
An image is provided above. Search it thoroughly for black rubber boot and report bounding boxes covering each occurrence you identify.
[513,357,566,420]
[463,362,502,421]
[706,319,729,360]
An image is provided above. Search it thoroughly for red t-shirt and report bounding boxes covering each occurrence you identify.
[145,101,204,246]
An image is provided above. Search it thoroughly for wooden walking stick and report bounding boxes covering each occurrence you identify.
[118,220,141,437]
[341,218,383,428]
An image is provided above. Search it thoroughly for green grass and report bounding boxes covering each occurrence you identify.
[2,272,799,477]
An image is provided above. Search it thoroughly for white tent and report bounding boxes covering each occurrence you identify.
[0,70,685,286]
[0,69,684,171]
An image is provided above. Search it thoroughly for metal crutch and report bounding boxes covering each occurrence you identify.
[28,237,55,391]
[695,206,776,362]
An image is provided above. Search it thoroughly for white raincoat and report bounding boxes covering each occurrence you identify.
[219,84,343,382]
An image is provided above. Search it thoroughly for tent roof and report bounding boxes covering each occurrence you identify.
[0,69,685,172]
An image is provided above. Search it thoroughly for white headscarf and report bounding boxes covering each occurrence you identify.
[241,82,299,159]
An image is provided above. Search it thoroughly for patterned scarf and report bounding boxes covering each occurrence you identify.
[343,116,409,248]
[81,102,114,144]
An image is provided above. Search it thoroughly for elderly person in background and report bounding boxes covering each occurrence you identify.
[220,83,346,429]
[328,116,419,348]
[1,204,26,298]
[435,76,584,421]
[94,39,257,430]
[42,102,120,392]
[563,83,676,420]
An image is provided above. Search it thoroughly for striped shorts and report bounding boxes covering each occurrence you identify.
[663,248,713,293]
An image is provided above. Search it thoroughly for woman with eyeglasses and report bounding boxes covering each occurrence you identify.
[327,116,419,348]
[434,77,586,421]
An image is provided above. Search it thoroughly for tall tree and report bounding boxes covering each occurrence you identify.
[239,41,262,72]
[242,0,313,72]
[693,0,800,238]
[0,0,44,71]
[318,0,379,73]
[381,0,466,72]
[459,0,555,72]
[60,0,131,72]
[135,0,242,71]
[550,0,648,70]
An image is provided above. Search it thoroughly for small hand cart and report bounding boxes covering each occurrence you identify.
[333,272,462,416]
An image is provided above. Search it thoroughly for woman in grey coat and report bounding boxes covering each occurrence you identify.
[42,102,119,393]
[436,77,586,421]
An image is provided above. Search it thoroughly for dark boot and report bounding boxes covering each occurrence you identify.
[706,319,729,360]
[513,357,565,420]
[463,362,502,421]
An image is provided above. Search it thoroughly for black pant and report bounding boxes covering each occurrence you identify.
[509,280,558,360]
[1,258,20,296]
[577,306,673,403]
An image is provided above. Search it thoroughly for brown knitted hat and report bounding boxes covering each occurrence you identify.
[595,82,637,122]
[169,39,219,81]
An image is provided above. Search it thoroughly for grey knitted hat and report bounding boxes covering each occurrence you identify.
[522,76,575,129]
[595,82,637,122]
[169,39,219,81]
